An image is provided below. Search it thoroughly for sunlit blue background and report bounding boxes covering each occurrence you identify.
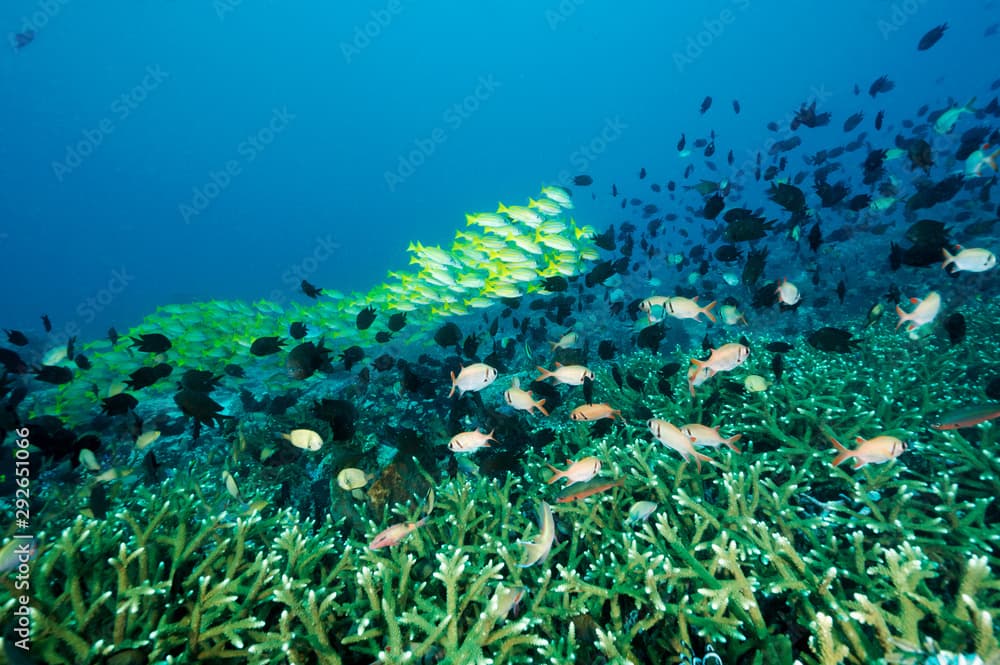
[0,0,987,344]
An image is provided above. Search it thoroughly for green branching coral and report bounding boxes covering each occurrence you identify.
[6,305,1000,664]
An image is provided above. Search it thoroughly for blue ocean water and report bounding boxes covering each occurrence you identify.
[0,0,986,343]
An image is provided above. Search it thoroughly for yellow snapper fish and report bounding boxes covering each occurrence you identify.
[503,378,549,416]
[934,97,976,134]
[540,185,572,208]
[528,197,562,216]
[546,456,601,486]
[497,202,543,227]
[681,423,742,452]
[942,246,996,273]
[535,219,568,236]
[536,362,594,385]
[280,429,324,451]
[518,501,555,567]
[448,363,499,398]
[407,241,460,268]
[895,291,941,332]
[448,428,496,452]
[647,418,713,471]
[537,234,577,252]
[466,212,509,229]
[510,234,544,255]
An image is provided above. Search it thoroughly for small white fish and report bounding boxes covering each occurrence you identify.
[503,378,548,416]
[776,278,800,306]
[448,429,496,452]
[280,429,324,451]
[648,418,713,471]
[535,363,594,386]
[548,331,578,351]
[135,430,161,450]
[370,517,427,549]
[546,457,601,486]
[964,144,1000,178]
[627,501,657,524]
[448,363,499,398]
[223,471,244,502]
[78,448,100,471]
[942,247,996,273]
[518,502,555,567]
[681,423,742,452]
[934,97,975,135]
[895,291,941,332]
[337,468,371,491]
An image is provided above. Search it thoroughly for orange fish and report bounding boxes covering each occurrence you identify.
[448,363,498,398]
[536,362,594,385]
[555,477,624,502]
[829,434,906,469]
[687,362,713,396]
[895,291,941,332]
[689,343,749,387]
[648,418,714,471]
[370,517,427,549]
[681,423,742,452]
[546,456,601,485]
[569,403,620,421]
[504,378,548,415]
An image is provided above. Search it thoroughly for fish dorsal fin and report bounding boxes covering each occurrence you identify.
[555,362,563,368]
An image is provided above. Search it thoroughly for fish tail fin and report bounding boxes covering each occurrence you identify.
[545,464,562,484]
[612,409,622,420]
[548,340,559,351]
[694,450,714,471]
[536,399,549,417]
[942,247,955,270]
[702,300,718,323]
[829,436,852,467]
[497,202,509,215]
[725,434,742,453]
[894,305,909,329]
[536,366,553,381]
[448,371,458,398]
[988,148,1000,171]
[966,96,977,111]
